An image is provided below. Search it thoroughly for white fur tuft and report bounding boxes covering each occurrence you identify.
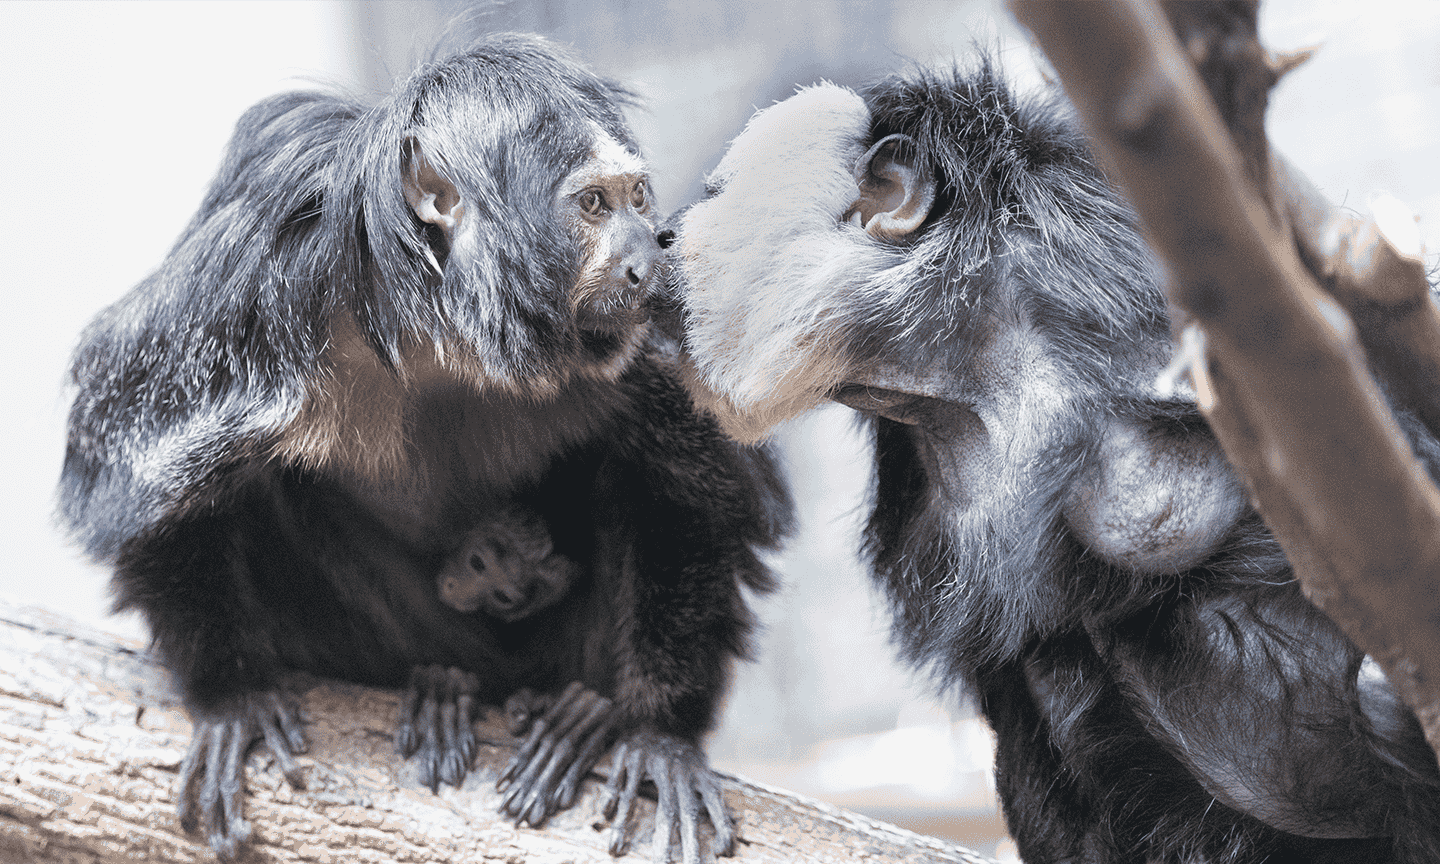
[676,84,902,443]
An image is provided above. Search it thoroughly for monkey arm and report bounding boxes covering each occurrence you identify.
[59,92,349,564]
[481,353,779,863]
[60,351,304,564]
[1099,585,1440,840]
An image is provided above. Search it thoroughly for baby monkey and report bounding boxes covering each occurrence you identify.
[437,504,579,620]
[402,504,614,821]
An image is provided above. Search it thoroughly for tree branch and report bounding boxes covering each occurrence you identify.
[0,599,995,863]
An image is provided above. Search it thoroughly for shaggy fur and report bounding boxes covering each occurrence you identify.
[60,34,789,862]
[669,58,1440,863]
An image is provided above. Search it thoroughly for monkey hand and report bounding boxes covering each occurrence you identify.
[177,690,307,859]
[497,681,616,826]
[603,728,734,864]
[394,665,480,792]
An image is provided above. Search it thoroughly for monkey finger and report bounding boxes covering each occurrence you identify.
[218,720,253,851]
[606,746,644,857]
[601,740,631,821]
[500,739,556,817]
[415,708,445,793]
[499,717,560,809]
[416,731,446,795]
[553,715,615,811]
[176,728,211,831]
[451,676,479,763]
[499,705,560,788]
[437,694,467,788]
[699,777,734,857]
[651,758,680,864]
[257,710,305,789]
[454,712,477,764]
[438,746,467,789]
[263,690,308,755]
[195,723,229,835]
[676,773,703,864]
[519,738,579,826]
[394,668,427,756]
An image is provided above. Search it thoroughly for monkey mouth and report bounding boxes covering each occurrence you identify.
[575,303,649,336]
[487,605,534,623]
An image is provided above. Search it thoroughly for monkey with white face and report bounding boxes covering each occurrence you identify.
[664,63,1440,863]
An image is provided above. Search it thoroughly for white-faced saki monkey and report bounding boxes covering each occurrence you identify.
[60,34,789,864]
[662,59,1440,864]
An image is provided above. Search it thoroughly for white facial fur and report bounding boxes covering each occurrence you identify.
[675,84,905,443]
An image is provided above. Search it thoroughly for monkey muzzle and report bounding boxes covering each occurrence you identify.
[575,257,659,335]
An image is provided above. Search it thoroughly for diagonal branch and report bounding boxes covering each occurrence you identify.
[1008,0,1440,757]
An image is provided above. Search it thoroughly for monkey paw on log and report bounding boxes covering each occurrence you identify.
[58,33,790,864]
[662,60,1440,863]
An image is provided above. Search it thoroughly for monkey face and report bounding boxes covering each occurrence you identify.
[400,124,660,394]
[437,519,576,622]
[562,130,661,336]
[673,75,1244,575]
[668,83,942,444]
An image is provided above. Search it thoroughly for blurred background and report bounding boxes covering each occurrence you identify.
[2,1,1436,860]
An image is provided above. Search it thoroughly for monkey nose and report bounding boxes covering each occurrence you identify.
[626,262,647,287]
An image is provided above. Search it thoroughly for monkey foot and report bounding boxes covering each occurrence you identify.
[497,681,615,827]
[395,665,480,792]
[603,729,734,864]
[177,689,307,859]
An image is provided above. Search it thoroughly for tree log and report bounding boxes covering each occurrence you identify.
[0,599,995,864]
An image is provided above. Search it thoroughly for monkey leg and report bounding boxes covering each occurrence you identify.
[497,680,616,827]
[177,689,306,859]
[394,665,480,792]
[603,729,734,864]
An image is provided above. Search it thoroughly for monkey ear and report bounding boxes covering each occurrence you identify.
[847,134,935,241]
[402,137,465,238]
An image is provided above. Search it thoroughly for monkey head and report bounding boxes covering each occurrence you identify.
[668,66,1246,576]
[333,35,662,398]
[437,506,578,622]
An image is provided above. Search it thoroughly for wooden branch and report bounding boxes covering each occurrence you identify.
[1277,155,1440,440]
[0,599,996,864]
[1008,0,1440,756]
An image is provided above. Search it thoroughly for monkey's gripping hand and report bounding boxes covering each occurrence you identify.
[394,665,480,792]
[604,729,734,864]
[497,681,617,826]
[177,690,307,859]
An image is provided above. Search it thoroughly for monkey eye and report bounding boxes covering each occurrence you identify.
[831,384,919,419]
[832,384,971,430]
[630,180,647,210]
[578,188,607,216]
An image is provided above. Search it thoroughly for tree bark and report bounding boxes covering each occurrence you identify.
[0,599,995,864]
